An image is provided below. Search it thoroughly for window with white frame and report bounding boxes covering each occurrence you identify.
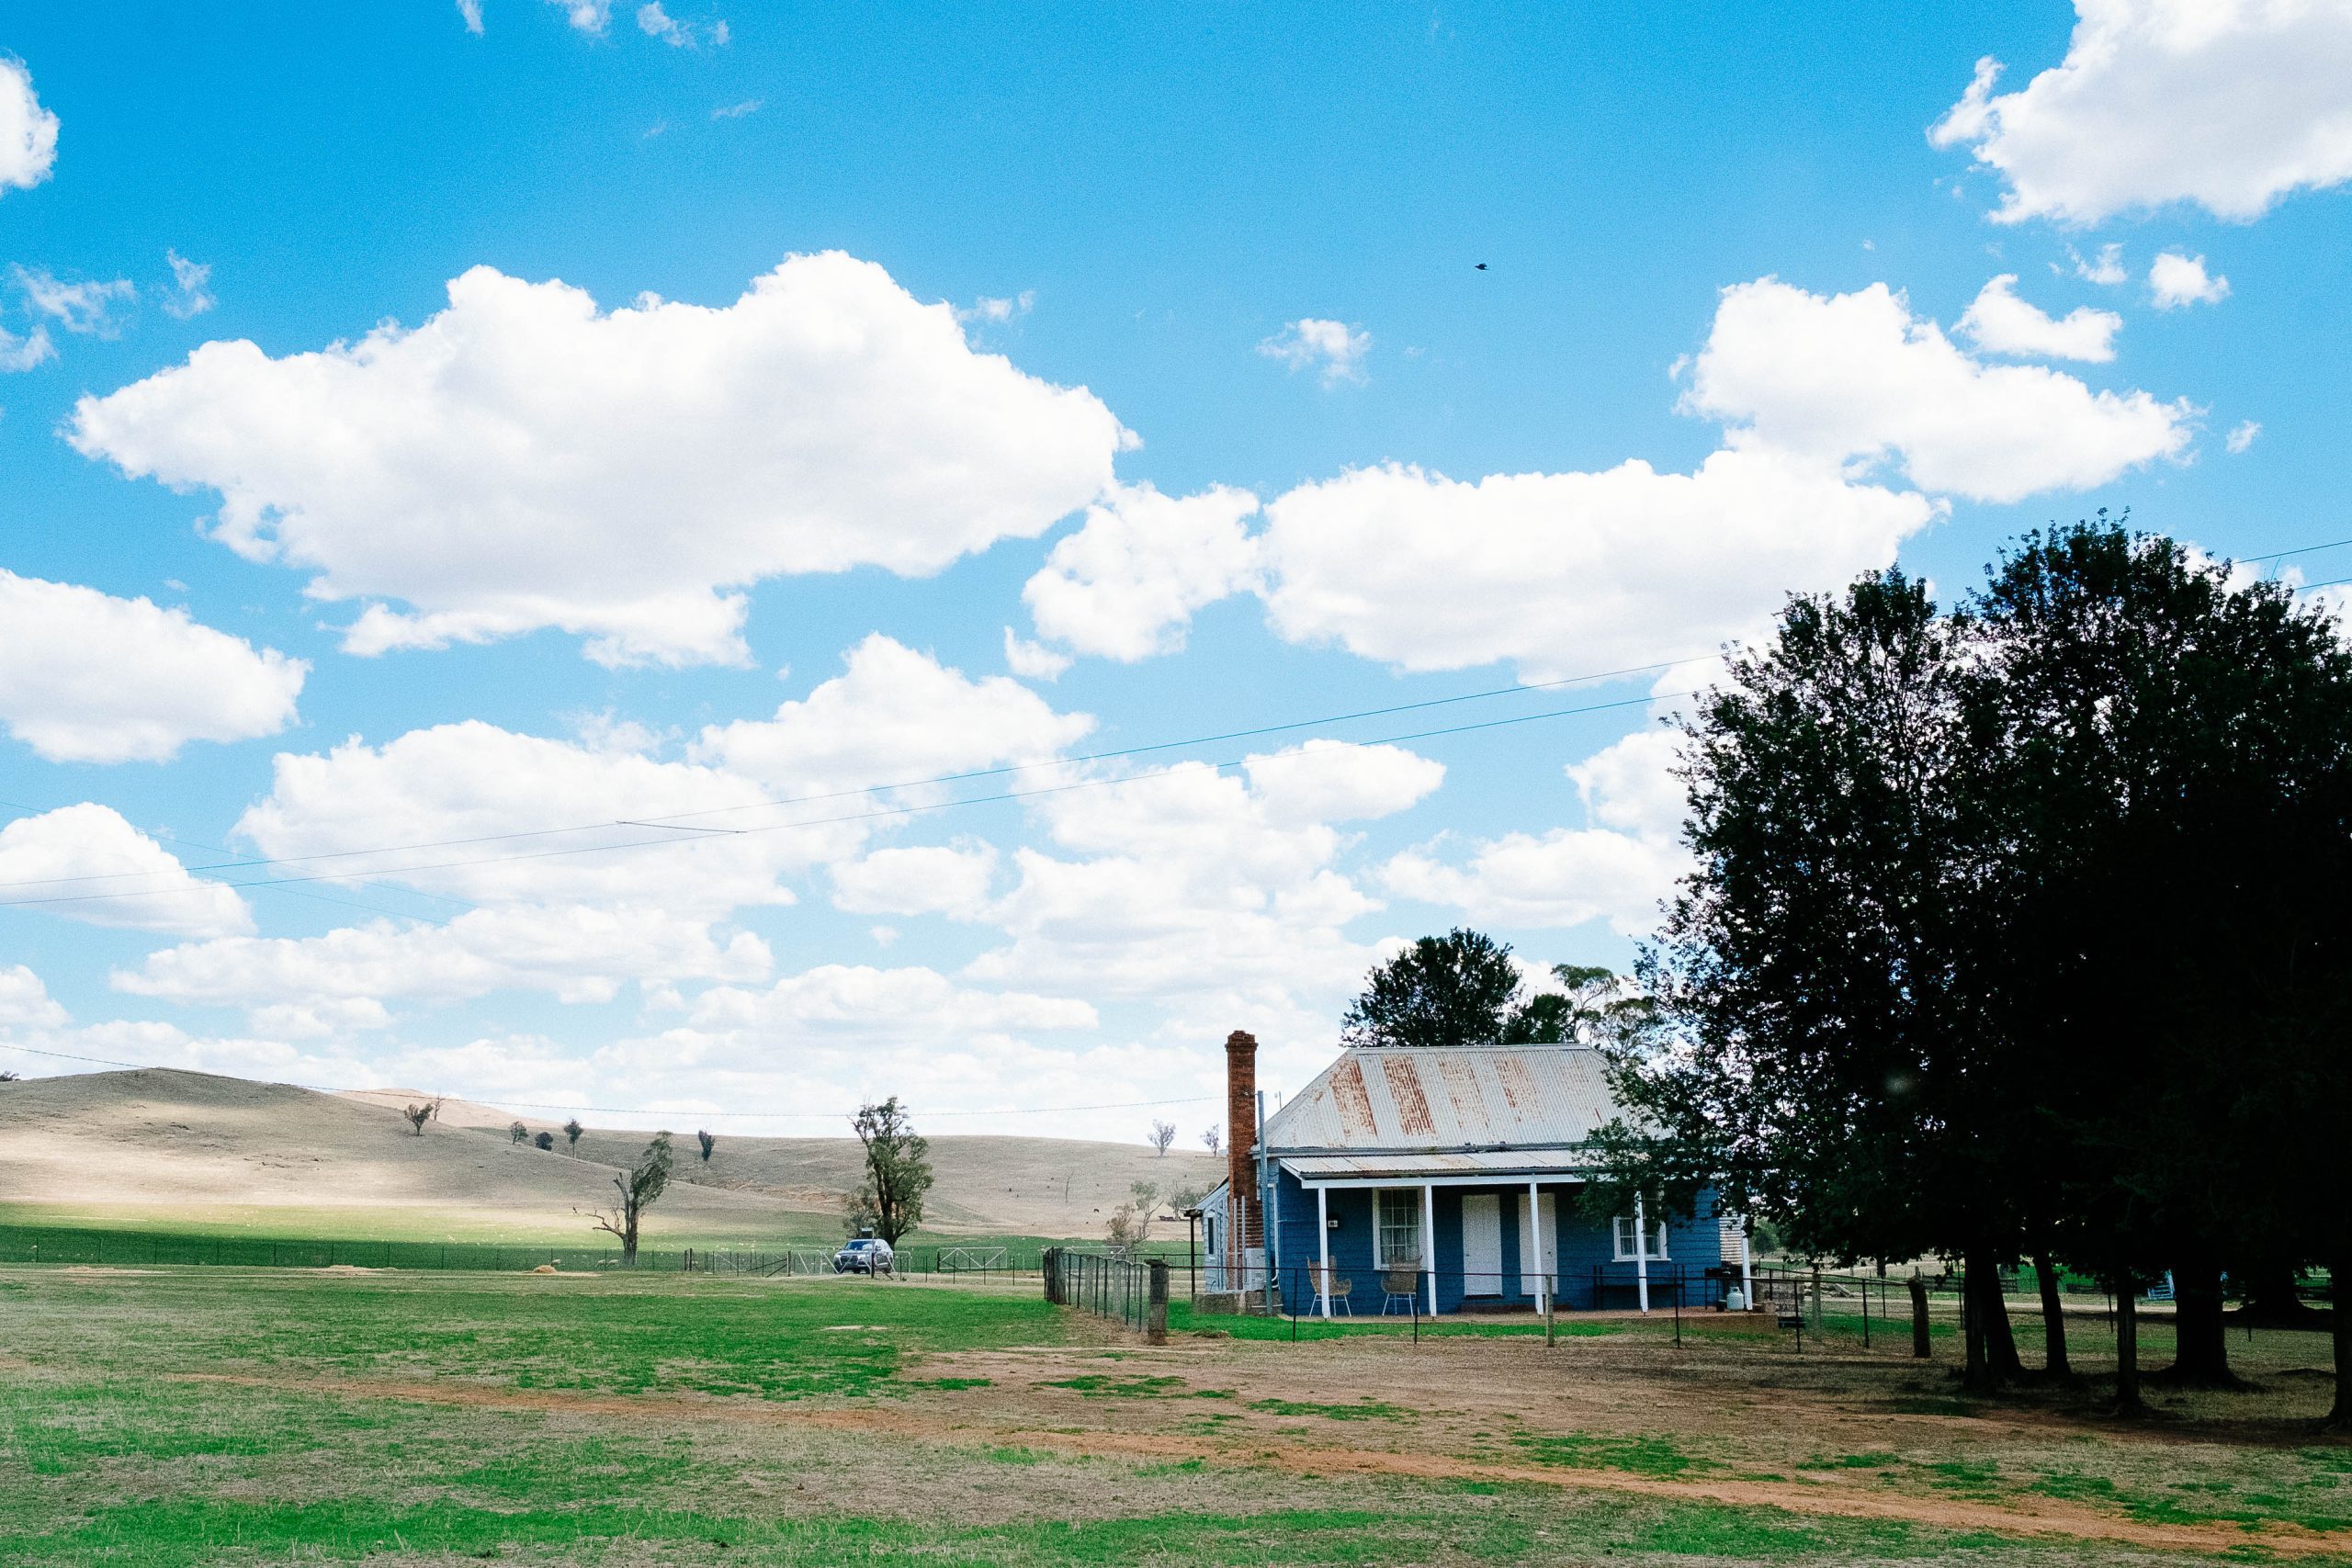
[1376,1190,1422,1267]
[1612,1216,1669,1261]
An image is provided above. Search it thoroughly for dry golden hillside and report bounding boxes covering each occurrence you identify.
[0,1069,1221,1241]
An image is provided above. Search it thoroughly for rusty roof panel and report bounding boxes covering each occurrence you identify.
[1381,1055,1435,1137]
[1328,1056,1377,1140]
[1264,1043,1618,1154]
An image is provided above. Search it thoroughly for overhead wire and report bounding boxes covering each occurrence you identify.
[0,651,1713,892]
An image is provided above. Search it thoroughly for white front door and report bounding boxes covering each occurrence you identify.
[1460,1193,1502,1295]
[1520,1192,1556,1295]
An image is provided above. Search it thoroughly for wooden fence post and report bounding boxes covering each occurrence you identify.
[1908,1273,1931,1358]
[1148,1260,1169,1345]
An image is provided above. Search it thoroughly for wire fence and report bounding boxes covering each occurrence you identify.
[1042,1247,1168,1340]
[0,1226,1195,1278]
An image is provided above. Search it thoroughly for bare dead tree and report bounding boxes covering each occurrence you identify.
[582,1132,673,1265]
[1148,1120,1176,1156]
[402,1103,431,1136]
[429,1095,447,1122]
[1201,1125,1220,1156]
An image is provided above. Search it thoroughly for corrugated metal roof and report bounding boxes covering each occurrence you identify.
[1279,1149,1597,1180]
[1262,1043,1620,1154]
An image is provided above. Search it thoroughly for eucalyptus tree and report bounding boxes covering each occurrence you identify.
[1971,521,2352,1400]
[1611,568,2034,1390]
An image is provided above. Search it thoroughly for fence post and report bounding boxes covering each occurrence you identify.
[1146,1261,1169,1344]
[1908,1273,1931,1358]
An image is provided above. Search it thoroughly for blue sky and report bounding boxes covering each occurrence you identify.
[0,2,2346,1139]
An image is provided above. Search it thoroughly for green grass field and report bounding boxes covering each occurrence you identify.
[0,1266,2344,1565]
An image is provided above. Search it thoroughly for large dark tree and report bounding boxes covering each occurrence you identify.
[1342,928,1523,1046]
[1972,522,2352,1401]
[1611,568,2035,1390]
[1612,524,2352,1410]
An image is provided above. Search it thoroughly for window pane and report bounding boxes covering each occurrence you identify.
[1377,1190,1420,1265]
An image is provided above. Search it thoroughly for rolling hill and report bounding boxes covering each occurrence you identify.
[0,1068,1221,1244]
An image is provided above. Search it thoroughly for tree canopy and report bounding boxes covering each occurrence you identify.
[1604,518,2352,1414]
[847,1097,934,1247]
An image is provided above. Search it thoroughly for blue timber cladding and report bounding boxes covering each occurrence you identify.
[1253,1043,1736,1314]
[1272,1175,1729,1312]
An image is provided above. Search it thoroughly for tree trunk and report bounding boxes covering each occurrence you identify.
[1908,1274,1931,1359]
[1984,1269,2025,1382]
[2034,1249,2072,1379]
[2113,1271,2145,1416]
[1962,1261,1989,1392]
[2159,1257,2240,1388]
[621,1201,639,1265]
[2239,1259,2321,1327]
[2331,1252,2350,1430]
[1962,1247,2021,1390]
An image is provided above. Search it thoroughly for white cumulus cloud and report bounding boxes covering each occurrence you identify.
[2069,243,2128,285]
[2149,250,2231,308]
[115,903,768,1016]
[1257,447,1932,679]
[1378,726,1690,936]
[693,634,1095,798]
[0,59,58,194]
[69,254,1128,667]
[831,843,999,919]
[1957,273,2122,360]
[162,250,214,319]
[1258,318,1372,386]
[1684,276,2191,503]
[548,0,611,32]
[15,267,133,335]
[0,570,306,763]
[970,744,1441,1012]
[1002,627,1071,682]
[233,720,842,912]
[0,323,52,371]
[0,965,67,1028]
[1930,2,2352,224]
[2227,418,2262,453]
[0,804,253,938]
[1022,483,1262,661]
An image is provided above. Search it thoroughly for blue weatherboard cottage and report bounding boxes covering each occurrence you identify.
[1199,1032,1748,1316]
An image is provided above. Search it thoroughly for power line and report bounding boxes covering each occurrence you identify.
[0,1041,1217,1121]
[0,652,1711,894]
[0,797,469,927]
[0,687,1686,913]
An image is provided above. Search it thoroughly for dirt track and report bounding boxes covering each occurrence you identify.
[165,1368,2345,1558]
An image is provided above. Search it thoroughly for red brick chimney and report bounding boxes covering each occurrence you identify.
[1224,1030,1261,1252]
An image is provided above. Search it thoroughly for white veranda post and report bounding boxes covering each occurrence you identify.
[1739,1218,1754,1309]
[1528,1179,1546,1315]
[1634,1191,1651,1314]
[1316,1185,1331,1318]
[1422,1184,1437,1315]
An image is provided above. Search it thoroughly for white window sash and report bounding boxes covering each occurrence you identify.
[1376,1189,1422,1267]
[1613,1216,1669,1261]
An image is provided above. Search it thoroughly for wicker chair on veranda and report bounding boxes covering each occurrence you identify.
[1306,1262,1352,1315]
[1381,1262,1421,1314]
